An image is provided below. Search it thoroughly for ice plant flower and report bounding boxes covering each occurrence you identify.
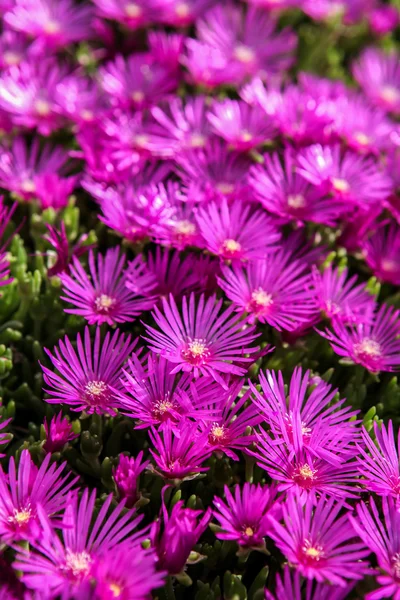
[41,326,136,414]
[113,452,150,508]
[159,0,216,26]
[350,496,400,600]
[34,173,78,211]
[319,303,400,373]
[149,419,212,481]
[361,221,400,286]
[218,251,316,331]
[183,38,244,89]
[213,484,281,549]
[44,222,93,278]
[352,48,400,115]
[0,449,77,545]
[144,293,262,385]
[92,0,159,29]
[265,567,355,600]
[312,265,375,325]
[195,198,280,264]
[60,248,156,326]
[14,489,146,598]
[270,493,370,585]
[43,413,78,453]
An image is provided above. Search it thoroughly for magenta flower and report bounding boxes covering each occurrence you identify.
[0,449,77,545]
[356,421,400,499]
[44,222,93,278]
[218,251,316,331]
[353,48,400,115]
[312,265,375,325]
[301,0,368,23]
[369,5,399,36]
[148,30,184,73]
[113,452,149,508]
[41,326,136,414]
[213,484,280,549]
[208,100,277,151]
[196,198,279,264]
[0,30,32,70]
[149,419,212,481]
[319,303,400,373]
[60,248,155,325]
[143,293,261,385]
[0,198,17,288]
[249,368,358,463]
[0,419,12,458]
[362,221,400,286]
[153,199,203,250]
[159,0,216,26]
[265,567,355,600]
[249,149,345,226]
[270,493,370,585]
[0,137,72,201]
[14,489,146,598]
[43,413,78,453]
[4,0,94,52]
[183,38,244,89]
[0,59,68,134]
[99,53,178,110]
[55,73,107,127]
[92,0,159,29]
[297,144,393,210]
[34,173,78,211]
[152,491,212,575]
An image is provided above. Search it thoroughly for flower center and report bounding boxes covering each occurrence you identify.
[209,423,227,444]
[301,540,325,564]
[189,133,206,148]
[3,51,21,66]
[44,20,61,34]
[287,193,306,209]
[244,526,254,537]
[124,3,142,18]
[220,238,242,258]
[109,583,122,597]
[131,91,145,104]
[331,177,349,193]
[251,288,273,308]
[95,294,116,314]
[234,45,256,64]
[84,380,110,408]
[174,220,196,236]
[63,550,92,581]
[353,131,370,146]
[353,338,382,370]
[381,259,398,274]
[380,85,400,106]
[8,506,32,526]
[20,179,36,193]
[216,182,235,194]
[182,338,210,366]
[292,463,317,489]
[175,2,190,17]
[34,99,51,116]
[153,397,175,421]
[133,134,149,148]
[240,130,253,142]
[80,109,94,121]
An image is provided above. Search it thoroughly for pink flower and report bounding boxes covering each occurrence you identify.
[353,48,400,115]
[113,452,149,508]
[361,221,400,286]
[43,413,78,453]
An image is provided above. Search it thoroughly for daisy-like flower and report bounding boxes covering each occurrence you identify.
[249,149,345,226]
[207,99,277,151]
[113,452,150,508]
[250,434,360,500]
[44,223,93,278]
[41,326,136,414]
[92,0,159,29]
[213,483,281,549]
[14,489,146,598]
[353,48,400,115]
[152,491,212,575]
[196,198,279,264]
[153,198,203,250]
[143,293,261,384]
[148,30,184,73]
[0,30,32,70]
[361,221,400,286]
[296,144,393,210]
[312,265,375,325]
[0,419,12,458]
[55,73,107,128]
[183,38,244,89]
[60,248,156,326]
[148,419,212,481]
[159,0,216,26]
[0,137,72,201]
[4,0,94,53]
[301,0,368,23]
[350,497,400,600]
[356,421,400,499]
[99,53,179,111]
[249,368,358,463]
[319,303,400,373]
[270,493,370,585]
[197,4,297,81]
[265,567,355,600]
[218,250,316,331]
[0,198,17,288]
[34,173,78,211]
[0,59,68,135]
[43,413,78,453]
[0,449,77,545]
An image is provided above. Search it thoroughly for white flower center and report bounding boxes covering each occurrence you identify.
[124,3,142,18]
[287,194,306,208]
[95,294,116,313]
[331,177,349,192]
[234,45,256,64]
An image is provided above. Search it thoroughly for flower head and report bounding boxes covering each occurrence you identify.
[213,483,280,548]
[113,452,149,508]
[44,222,93,278]
[265,567,355,600]
[361,221,400,286]
[353,48,400,115]
[43,413,78,453]
[41,326,136,414]
[92,0,159,29]
[159,0,216,26]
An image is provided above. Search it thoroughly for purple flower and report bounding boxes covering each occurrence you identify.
[350,496,400,600]
[153,198,203,250]
[0,449,77,545]
[369,5,399,36]
[218,251,316,331]
[4,0,94,52]
[270,493,370,585]
[55,73,107,127]
[0,419,12,458]
[265,567,355,600]
[301,0,369,23]
[149,419,212,481]
[183,38,244,89]
[213,483,280,549]
[60,248,155,325]
[319,303,400,373]
[0,198,16,288]
[41,326,136,414]
[208,99,277,151]
[312,265,375,325]
[44,222,93,278]
[34,172,78,211]
[196,198,279,264]
[353,48,400,115]
[159,0,216,26]
[249,149,345,226]
[151,491,212,575]
[43,413,78,453]
[297,144,393,210]
[92,0,159,29]
[0,30,32,70]
[0,137,72,201]
[148,30,185,72]
[113,452,150,508]
[14,489,146,598]
[361,221,400,286]
[143,293,262,385]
